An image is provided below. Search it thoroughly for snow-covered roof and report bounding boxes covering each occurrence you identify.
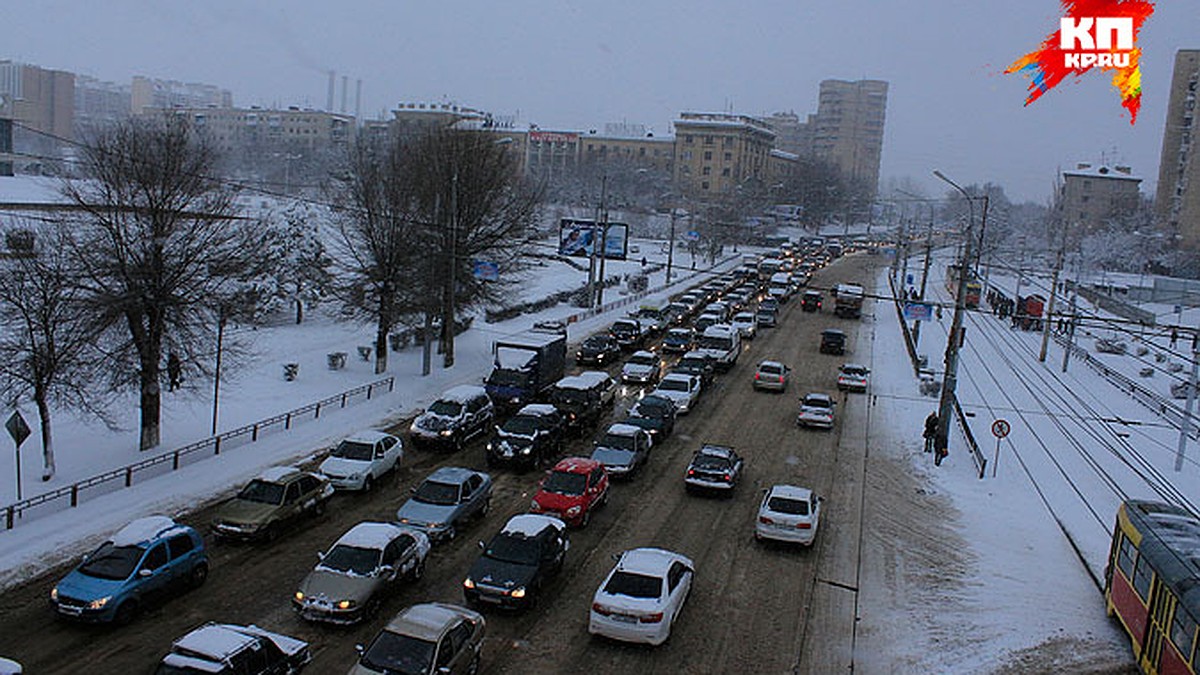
[555,372,612,390]
[502,513,565,537]
[662,372,697,384]
[517,403,559,417]
[840,363,869,372]
[389,603,468,641]
[618,547,691,576]
[161,653,223,673]
[770,148,799,161]
[427,466,481,483]
[110,516,177,547]
[1062,163,1142,182]
[606,423,643,437]
[768,484,813,501]
[257,466,299,483]
[173,623,257,661]
[437,385,487,404]
[342,430,392,444]
[335,522,405,550]
[496,346,537,370]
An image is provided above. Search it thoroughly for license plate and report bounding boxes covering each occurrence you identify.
[58,605,82,616]
[478,594,502,604]
[612,614,637,623]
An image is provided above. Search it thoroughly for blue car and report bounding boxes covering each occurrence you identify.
[395,467,493,543]
[50,516,208,624]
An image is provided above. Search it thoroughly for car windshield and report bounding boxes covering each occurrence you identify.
[623,417,659,431]
[551,389,588,405]
[634,398,672,416]
[237,479,285,505]
[360,630,436,675]
[660,378,690,392]
[487,369,528,387]
[413,480,460,505]
[612,322,637,334]
[629,354,656,366]
[678,359,706,371]
[842,367,867,376]
[600,433,635,451]
[429,400,463,417]
[542,470,587,495]
[485,533,541,566]
[592,447,635,465]
[693,455,732,470]
[78,542,144,580]
[320,544,381,576]
[603,571,662,599]
[805,397,832,410]
[759,364,783,375]
[667,331,690,341]
[768,497,810,515]
[502,416,540,436]
[332,440,374,461]
[583,336,610,350]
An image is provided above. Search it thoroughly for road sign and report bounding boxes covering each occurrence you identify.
[991,419,1011,439]
[903,302,934,322]
[684,230,700,242]
[6,411,29,447]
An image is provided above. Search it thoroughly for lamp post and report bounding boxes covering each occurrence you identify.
[932,169,975,462]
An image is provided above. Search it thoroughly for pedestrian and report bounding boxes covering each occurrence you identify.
[923,412,939,453]
[934,438,949,466]
[167,352,182,392]
[936,305,943,320]
[641,256,647,268]
[1172,328,1179,348]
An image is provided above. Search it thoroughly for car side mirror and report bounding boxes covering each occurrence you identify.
[611,552,622,562]
[317,551,325,561]
[138,568,153,578]
[355,644,365,656]
[410,487,417,495]
[378,565,395,577]
[438,668,452,675]
[478,540,486,550]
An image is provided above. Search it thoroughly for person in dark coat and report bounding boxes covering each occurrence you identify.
[167,352,182,391]
[923,412,939,453]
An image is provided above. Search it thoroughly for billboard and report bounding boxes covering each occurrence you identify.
[559,219,628,260]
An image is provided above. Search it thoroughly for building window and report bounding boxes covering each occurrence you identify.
[682,150,693,160]
[722,167,731,176]
[685,135,694,144]
[704,136,714,145]
[704,151,712,160]
[701,181,710,190]
[724,137,734,147]
[724,152,732,161]
[702,166,711,176]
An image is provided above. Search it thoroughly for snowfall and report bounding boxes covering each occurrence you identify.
[0,181,1189,671]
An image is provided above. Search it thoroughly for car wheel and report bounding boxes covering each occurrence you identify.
[467,652,481,675]
[264,523,282,542]
[313,500,327,517]
[189,562,209,588]
[410,558,426,581]
[113,600,139,626]
[362,475,374,493]
[580,508,591,527]
[478,498,492,519]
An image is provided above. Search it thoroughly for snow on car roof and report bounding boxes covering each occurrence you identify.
[438,385,487,404]
[172,623,257,660]
[758,360,785,370]
[733,312,755,320]
[667,328,692,335]
[606,423,643,437]
[769,484,814,501]
[630,350,656,359]
[517,403,559,416]
[502,513,565,537]
[699,444,736,458]
[661,372,696,383]
[804,393,834,404]
[618,547,691,576]
[110,516,178,547]
[257,466,300,483]
[161,653,224,673]
[841,363,868,372]
[555,372,610,389]
[553,456,600,473]
[335,522,405,550]
[388,603,470,641]
[343,430,391,444]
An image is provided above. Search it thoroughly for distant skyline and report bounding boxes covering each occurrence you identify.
[3,1,1197,203]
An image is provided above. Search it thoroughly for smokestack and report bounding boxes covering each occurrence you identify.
[355,79,362,121]
[341,76,348,113]
[326,71,335,112]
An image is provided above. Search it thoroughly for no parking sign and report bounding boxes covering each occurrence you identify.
[990,418,1010,477]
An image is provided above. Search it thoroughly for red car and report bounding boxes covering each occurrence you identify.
[530,457,610,527]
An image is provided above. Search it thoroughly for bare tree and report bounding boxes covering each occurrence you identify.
[61,114,261,450]
[0,223,112,479]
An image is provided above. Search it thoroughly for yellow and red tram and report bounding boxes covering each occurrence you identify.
[1106,500,1200,675]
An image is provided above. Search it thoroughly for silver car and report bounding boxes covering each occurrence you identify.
[294,522,430,624]
[753,360,790,392]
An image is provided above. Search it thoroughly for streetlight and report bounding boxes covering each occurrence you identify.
[931,169,976,464]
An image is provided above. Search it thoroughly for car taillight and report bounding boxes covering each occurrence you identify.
[687,469,695,476]
[754,373,759,380]
[759,516,774,524]
[778,376,784,383]
[592,602,612,616]
[640,612,664,623]
[796,522,812,529]
[724,473,732,481]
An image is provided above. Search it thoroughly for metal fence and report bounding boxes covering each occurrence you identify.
[3,376,395,531]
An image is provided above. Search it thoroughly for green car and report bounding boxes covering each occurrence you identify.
[212,467,333,541]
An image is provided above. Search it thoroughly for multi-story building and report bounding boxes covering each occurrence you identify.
[131,76,231,115]
[671,112,776,197]
[0,60,74,158]
[765,111,812,157]
[1154,49,1200,247]
[579,132,674,175]
[1057,163,1143,232]
[164,106,356,156]
[74,75,131,135]
[811,79,888,197]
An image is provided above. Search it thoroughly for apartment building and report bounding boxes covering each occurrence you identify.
[1154,49,1200,247]
[0,60,74,156]
[671,112,776,197]
[811,79,888,197]
[1057,163,1143,231]
[166,106,355,155]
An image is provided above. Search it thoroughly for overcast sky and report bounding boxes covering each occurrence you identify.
[4,1,1196,203]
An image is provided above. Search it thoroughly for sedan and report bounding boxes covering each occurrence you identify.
[350,603,484,675]
[590,423,653,478]
[318,431,403,492]
[622,350,664,386]
[755,308,778,328]
[211,467,333,542]
[463,514,569,609]
[293,522,430,624]
[731,312,758,339]
[753,361,790,392]
[797,393,836,429]
[395,468,493,542]
[755,485,822,546]
[684,444,743,495]
[589,548,694,646]
[651,373,701,415]
[661,327,695,354]
[576,333,622,366]
[837,363,870,392]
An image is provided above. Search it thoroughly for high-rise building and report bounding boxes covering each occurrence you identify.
[672,112,776,197]
[162,106,355,156]
[74,75,131,134]
[1154,49,1200,247]
[765,111,811,157]
[130,76,231,115]
[811,79,888,197]
[1057,163,1143,232]
[0,60,74,156]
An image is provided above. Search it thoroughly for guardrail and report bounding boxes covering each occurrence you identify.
[887,275,987,478]
[3,376,396,531]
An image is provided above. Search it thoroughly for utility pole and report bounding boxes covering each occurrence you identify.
[912,220,934,348]
[1039,226,1068,363]
[932,170,974,461]
[595,204,612,306]
[1176,332,1199,472]
[977,195,991,293]
[444,168,458,368]
[666,207,678,285]
[1062,284,1078,372]
[586,175,607,309]
[211,308,226,436]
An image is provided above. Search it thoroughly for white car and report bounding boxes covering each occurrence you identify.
[755,485,822,546]
[589,548,694,645]
[796,393,836,429]
[622,350,663,385]
[651,373,702,414]
[837,364,870,392]
[319,431,403,491]
[730,312,758,340]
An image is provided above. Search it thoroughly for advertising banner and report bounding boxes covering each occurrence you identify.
[559,219,628,260]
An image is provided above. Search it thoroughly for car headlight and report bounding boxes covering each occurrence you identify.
[349,472,363,481]
[336,599,355,610]
[530,500,541,510]
[463,578,476,589]
[511,397,521,404]
[486,442,494,451]
[520,446,532,455]
[566,506,582,516]
[439,430,453,437]
[50,587,58,601]
[429,522,445,529]
[294,591,305,602]
[88,596,111,610]
[399,517,410,524]
[510,587,526,599]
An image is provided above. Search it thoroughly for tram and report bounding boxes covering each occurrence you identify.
[944,263,982,309]
[1106,500,1200,674]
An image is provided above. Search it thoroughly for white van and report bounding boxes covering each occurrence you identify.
[698,324,742,372]
[768,272,793,303]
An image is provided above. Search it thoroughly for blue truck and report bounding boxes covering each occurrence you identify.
[485,329,568,409]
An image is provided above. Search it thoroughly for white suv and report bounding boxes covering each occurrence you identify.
[319,431,403,492]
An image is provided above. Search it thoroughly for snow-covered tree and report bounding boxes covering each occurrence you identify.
[259,201,334,324]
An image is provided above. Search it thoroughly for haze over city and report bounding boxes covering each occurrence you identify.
[3,0,1197,202]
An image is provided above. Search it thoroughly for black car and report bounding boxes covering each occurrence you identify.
[575,333,622,366]
[463,514,568,609]
[548,371,616,434]
[674,351,716,388]
[155,623,310,675]
[485,404,565,469]
[626,394,677,443]
[684,444,744,495]
[801,290,823,313]
[820,329,847,355]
